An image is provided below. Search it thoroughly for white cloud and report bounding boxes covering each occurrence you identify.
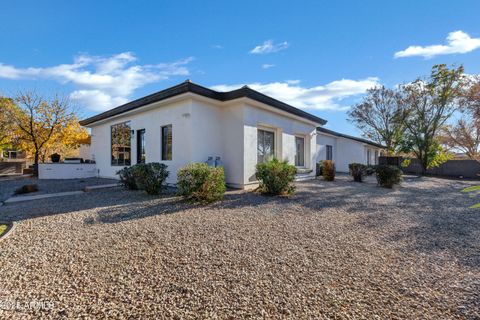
[0,53,194,111]
[250,40,289,54]
[211,77,380,111]
[261,64,275,69]
[394,30,480,59]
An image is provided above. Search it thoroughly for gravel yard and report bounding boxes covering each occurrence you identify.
[0,177,118,202]
[0,175,479,319]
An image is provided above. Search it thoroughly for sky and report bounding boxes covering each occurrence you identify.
[1,0,479,137]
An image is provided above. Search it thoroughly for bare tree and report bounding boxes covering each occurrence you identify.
[348,86,406,154]
[441,75,480,160]
[6,92,74,175]
[442,118,480,160]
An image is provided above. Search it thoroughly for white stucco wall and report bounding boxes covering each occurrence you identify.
[89,97,248,187]
[316,132,383,172]
[90,99,194,183]
[88,95,320,188]
[243,103,317,186]
[39,164,97,179]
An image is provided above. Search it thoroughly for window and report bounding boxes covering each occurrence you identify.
[326,145,333,161]
[374,150,379,165]
[257,129,275,163]
[111,122,131,166]
[295,136,305,167]
[161,125,172,160]
[137,129,146,164]
[367,149,371,165]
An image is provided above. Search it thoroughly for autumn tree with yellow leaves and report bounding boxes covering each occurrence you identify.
[2,92,89,175]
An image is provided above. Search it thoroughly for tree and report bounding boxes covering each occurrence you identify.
[37,117,89,162]
[6,92,75,175]
[0,97,18,147]
[348,86,406,154]
[441,75,480,160]
[401,64,465,173]
[441,118,480,160]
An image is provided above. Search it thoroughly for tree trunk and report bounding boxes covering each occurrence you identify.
[420,157,428,175]
[33,151,39,177]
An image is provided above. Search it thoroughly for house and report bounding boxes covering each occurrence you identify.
[79,81,384,189]
[316,127,384,172]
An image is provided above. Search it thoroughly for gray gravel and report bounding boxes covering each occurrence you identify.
[0,175,479,319]
[0,177,118,202]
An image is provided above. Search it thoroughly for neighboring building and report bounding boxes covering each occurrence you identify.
[79,81,384,189]
[0,148,26,161]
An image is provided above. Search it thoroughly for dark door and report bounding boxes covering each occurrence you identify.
[137,129,146,164]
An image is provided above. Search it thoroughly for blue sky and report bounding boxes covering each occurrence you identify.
[1,0,479,136]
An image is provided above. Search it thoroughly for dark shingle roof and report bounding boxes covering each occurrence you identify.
[317,127,385,149]
[79,81,327,126]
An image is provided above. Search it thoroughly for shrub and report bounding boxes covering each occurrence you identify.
[255,158,296,195]
[117,163,169,194]
[349,163,367,182]
[15,184,38,195]
[366,165,377,176]
[117,166,140,190]
[134,163,169,195]
[375,165,402,188]
[322,160,335,181]
[177,163,226,203]
[316,161,324,177]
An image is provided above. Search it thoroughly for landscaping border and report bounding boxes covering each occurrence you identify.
[0,222,16,243]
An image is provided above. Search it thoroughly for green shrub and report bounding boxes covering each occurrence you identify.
[177,163,226,203]
[256,158,296,195]
[117,163,169,194]
[117,166,141,190]
[375,165,402,188]
[322,160,335,181]
[316,161,324,176]
[135,163,169,195]
[349,163,367,182]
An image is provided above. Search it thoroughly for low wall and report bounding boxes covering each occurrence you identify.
[39,163,98,179]
[0,161,26,175]
[403,159,480,179]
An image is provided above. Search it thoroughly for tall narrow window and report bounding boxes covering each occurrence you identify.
[326,145,333,161]
[367,149,371,165]
[137,129,146,164]
[161,125,172,160]
[257,129,275,163]
[111,122,131,166]
[295,136,305,167]
[374,150,379,165]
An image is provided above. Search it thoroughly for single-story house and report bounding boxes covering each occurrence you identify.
[79,81,384,189]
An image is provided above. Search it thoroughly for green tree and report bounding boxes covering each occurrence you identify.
[401,64,465,173]
[348,86,407,154]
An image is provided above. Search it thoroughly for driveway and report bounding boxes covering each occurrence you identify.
[0,175,479,319]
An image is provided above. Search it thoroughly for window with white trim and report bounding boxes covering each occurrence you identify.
[295,136,305,167]
[257,129,275,163]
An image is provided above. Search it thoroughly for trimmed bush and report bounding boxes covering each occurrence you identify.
[135,163,169,195]
[375,165,402,188]
[177,163,226,203]
[117,166,140,190]
[316,161,324,177]
[117,163,169,194]
[349,163,367,182]
[256,158,296,195]
[322,160,335,181]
